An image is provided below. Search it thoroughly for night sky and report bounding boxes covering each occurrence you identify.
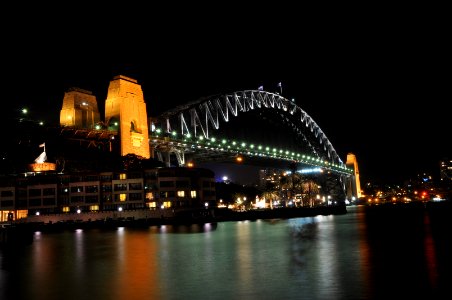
[1,9,449,185]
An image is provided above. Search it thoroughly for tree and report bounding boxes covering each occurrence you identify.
[301,180,319,207]
[262,181,280,209]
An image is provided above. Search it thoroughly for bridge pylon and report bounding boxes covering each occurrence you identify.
[104,75,150,159]
[345,153,362,200]
[60,87,100,128]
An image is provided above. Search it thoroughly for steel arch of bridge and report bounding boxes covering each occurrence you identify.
[155,90,350,173]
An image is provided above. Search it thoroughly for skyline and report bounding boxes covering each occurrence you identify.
[2,22,449,185]
[3,60,448,185]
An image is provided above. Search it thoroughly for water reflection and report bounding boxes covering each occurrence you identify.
[423,212,438,290]
[1,206,451,300]
[362,204,452,299]
[289,217,318,267]
[149,222,218,234]
[287,213,371,299]
[114,228,161,300]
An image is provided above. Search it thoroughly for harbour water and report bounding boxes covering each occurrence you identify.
[1,205,451,299]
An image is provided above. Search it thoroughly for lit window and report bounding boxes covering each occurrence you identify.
[120,194,127,201]
[177,191,185,197]
[163,201,172,208]
[146,192,154,200]
[62,206,70,213]
[146,202,157,209]
[191,191,197,198]
[90,205,99,211]
[120,173,127,180]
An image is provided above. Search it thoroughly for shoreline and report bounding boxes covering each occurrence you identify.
[4,205,347,234]
[3,201,451,246]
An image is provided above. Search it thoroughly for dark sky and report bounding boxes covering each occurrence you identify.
[1,8,449,185]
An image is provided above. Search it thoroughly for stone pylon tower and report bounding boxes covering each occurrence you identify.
[104,75,150,159]
[345,153,362,199]
[60,87,100,128]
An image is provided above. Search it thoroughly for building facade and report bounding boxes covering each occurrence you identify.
[0,167,216,222]
[440,158,452,183]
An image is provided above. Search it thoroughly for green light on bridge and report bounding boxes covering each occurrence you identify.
[153,130,353,174]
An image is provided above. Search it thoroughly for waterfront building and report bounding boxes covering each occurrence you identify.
[440,158,452,183]
[0,167,215,222]
[1,73,219,223]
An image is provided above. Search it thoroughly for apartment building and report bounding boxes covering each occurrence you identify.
[0,167,216,222]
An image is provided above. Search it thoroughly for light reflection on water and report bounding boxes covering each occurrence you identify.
[1,206,451,300]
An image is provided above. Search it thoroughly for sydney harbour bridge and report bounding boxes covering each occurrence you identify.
[53,75,357,201]
[151,89,355,201]
[153,90,348,172]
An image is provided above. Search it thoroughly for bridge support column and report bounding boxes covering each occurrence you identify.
[163,152,171,167]
[155,149,185,167]
[174,150,185,167]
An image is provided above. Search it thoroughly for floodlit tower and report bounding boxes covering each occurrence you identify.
[60,87,100,128]
[346,153,362,199]
[104,75,150,158]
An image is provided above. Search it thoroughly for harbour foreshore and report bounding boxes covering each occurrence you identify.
[6,205,348,232]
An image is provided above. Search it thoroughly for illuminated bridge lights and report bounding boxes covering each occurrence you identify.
[150,131,353,174]
[299,167,323,174]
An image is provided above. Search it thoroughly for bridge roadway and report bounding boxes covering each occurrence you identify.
[56,125,352,176]
[150,134,353,175]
